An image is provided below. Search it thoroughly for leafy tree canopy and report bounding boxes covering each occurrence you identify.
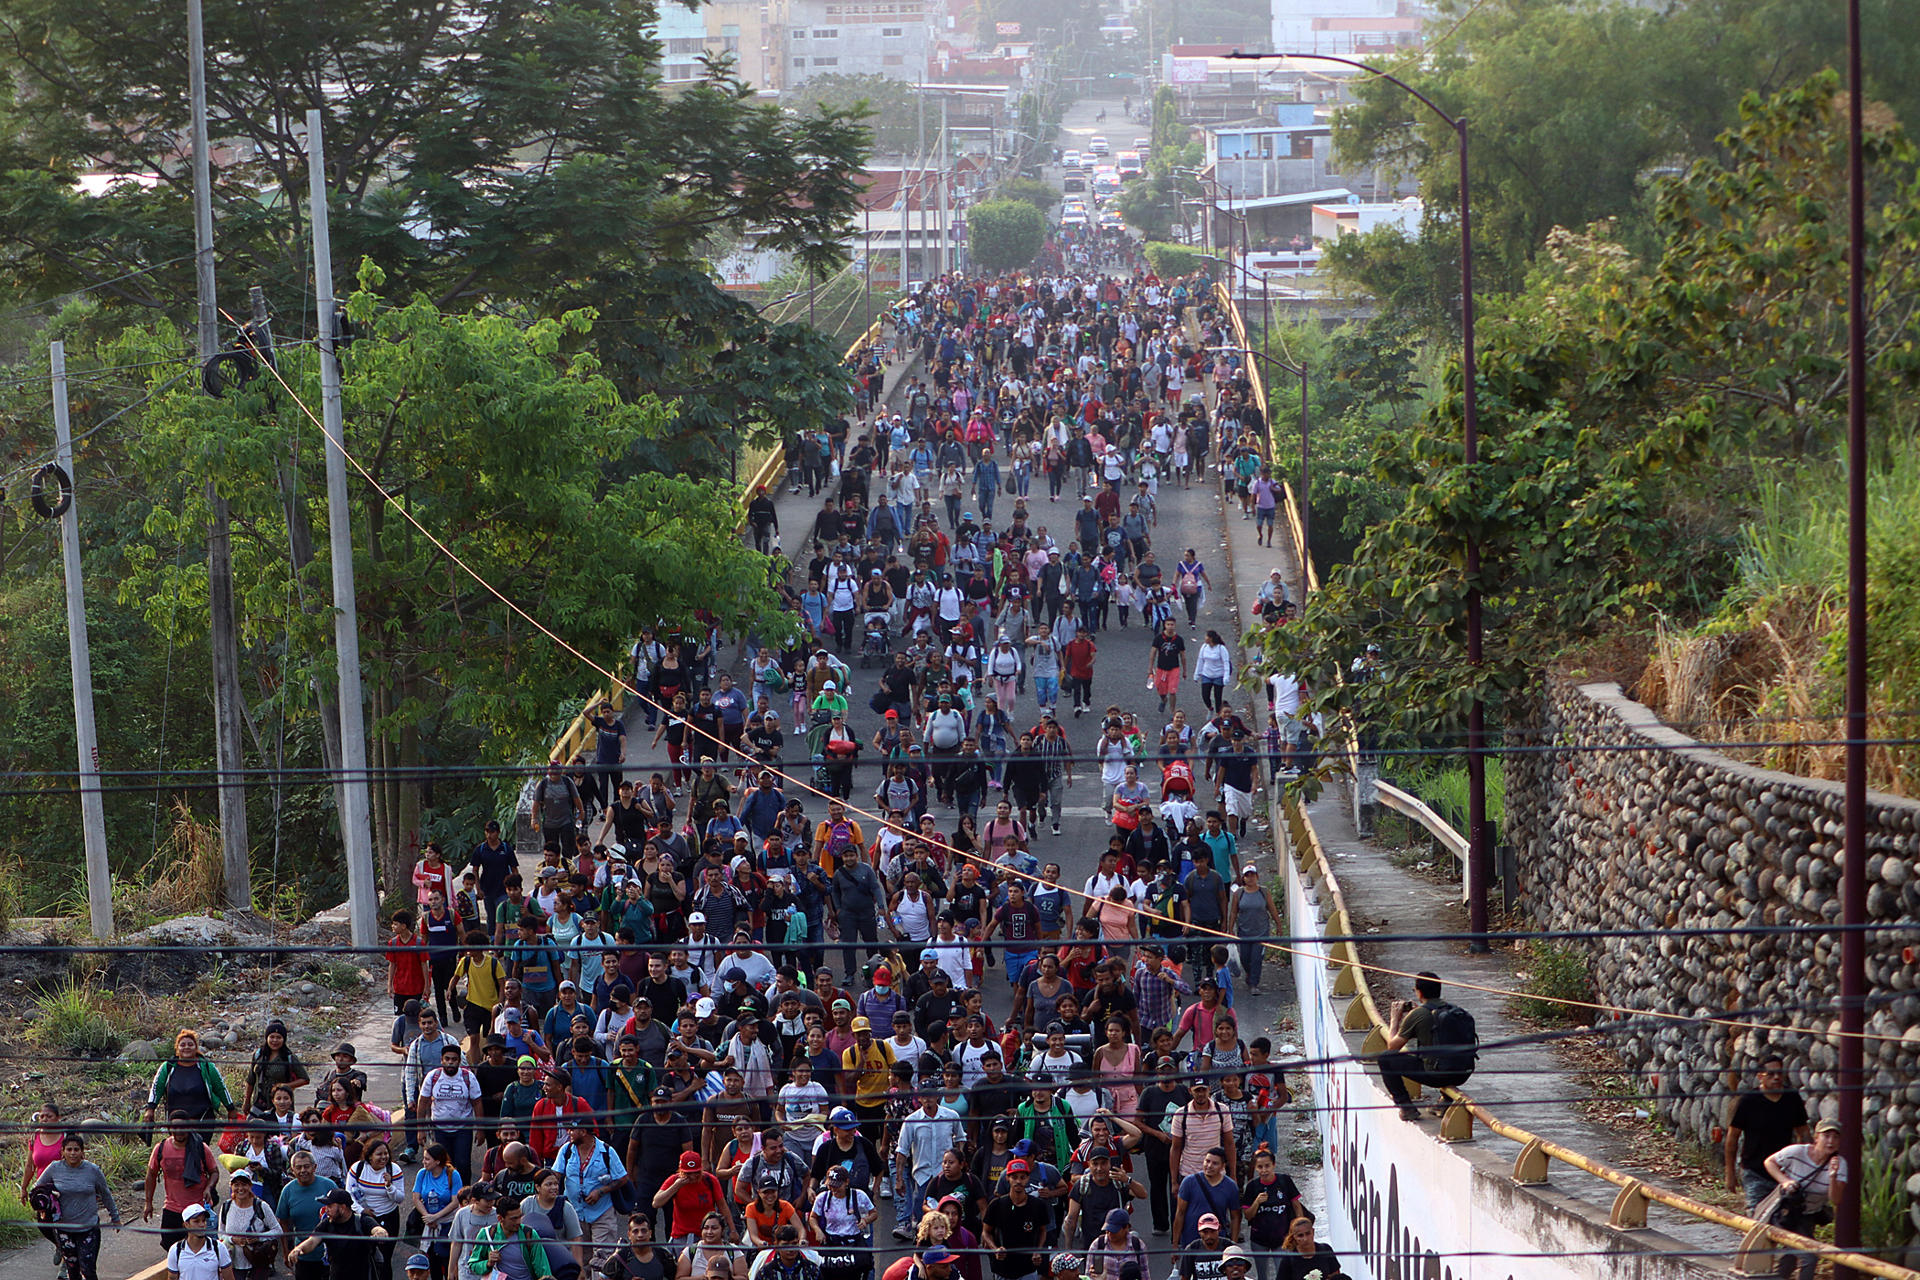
[0,0,869,458]
[785,73,919,156]
[1325,0,1920,308]
[969,199,1049,273]
[1264,75,1920,755]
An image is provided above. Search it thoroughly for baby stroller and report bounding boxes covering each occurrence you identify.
[859,612,891,667]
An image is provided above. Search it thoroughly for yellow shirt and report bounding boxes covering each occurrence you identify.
[455,954,505,1010]
[841,1040,896,1102]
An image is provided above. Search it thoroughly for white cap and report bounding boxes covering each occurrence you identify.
[695,997,716,1017]
[688,911,707,925]
[823,680,837,690]
[1243,863,1261,876]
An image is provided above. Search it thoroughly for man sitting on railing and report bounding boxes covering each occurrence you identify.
[1378,972,1477,1123]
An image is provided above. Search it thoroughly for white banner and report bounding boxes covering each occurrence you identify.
[1170,56,1210,84]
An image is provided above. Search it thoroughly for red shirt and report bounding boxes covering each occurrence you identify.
[530,1095,594,1161]
[667,1170,729,1239]
[386,935,428,996]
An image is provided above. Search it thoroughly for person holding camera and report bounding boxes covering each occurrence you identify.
[1763,1120,1847,1280]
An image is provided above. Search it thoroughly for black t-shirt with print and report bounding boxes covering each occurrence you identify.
[1152,634,1186,671]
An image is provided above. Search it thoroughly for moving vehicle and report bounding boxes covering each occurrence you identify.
[1062,172,1088,194]
[1088,135,1110,155]
[1060,208,1090,228]
[1061,149,1083,169]
[1099,210,1126,230]
[1116,150,1143,179]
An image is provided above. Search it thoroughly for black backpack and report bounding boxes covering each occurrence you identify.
[1423,1001,1479,1073]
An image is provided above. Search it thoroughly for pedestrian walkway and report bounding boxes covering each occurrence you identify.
[1201,308,1735,1252]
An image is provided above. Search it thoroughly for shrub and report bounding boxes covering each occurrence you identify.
[31,981,129,1056]
[1143,242,1203,278]
[1511,941,1595,1023]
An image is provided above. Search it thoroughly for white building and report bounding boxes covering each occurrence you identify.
[1311,195,1423,240]
[769,0,933,89]
[1270,0,1427,56]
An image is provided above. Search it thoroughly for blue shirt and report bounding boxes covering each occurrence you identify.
[559,1139,627,1222]
[275,1176,338,1236]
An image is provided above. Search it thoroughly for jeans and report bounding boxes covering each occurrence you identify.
[1236,938,1264,989]
[1033,676,1059,710]
[978,489,995,521]
[437,1124,476,1183]
[840,913,879,978]
[1741,1167,1776,1210]
[1016,465,1032,496]
[1377,1054,1470,1107]
[1143,1141,1174,1233]
[945,495,962,528]
[955,787,983,823]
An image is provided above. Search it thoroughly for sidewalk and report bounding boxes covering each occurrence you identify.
[1206,371,1736,1250]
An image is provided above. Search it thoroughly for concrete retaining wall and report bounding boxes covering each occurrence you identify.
[1505,681,1920,1150]
[1284,841,1727,1280]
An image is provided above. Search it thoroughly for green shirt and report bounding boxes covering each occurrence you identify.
[609,1063,658,1135]
[468,1223,554,1279]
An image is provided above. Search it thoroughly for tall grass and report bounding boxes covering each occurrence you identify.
[1392,760,1505,837]
[30,981,129,1056]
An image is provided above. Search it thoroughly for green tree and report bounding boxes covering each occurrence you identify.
[1143,243,1204,277]
[120,266,790,886]
[1263,75,1920,757]
[969,199,1049,272]
[996,178,1062,210]
[0,0,869,462]
[1327,0,1920,310]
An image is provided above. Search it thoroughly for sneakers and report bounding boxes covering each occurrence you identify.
[1398,1105,1421,1122]
[1052,822,1061,835]
[879,1182,893,1200]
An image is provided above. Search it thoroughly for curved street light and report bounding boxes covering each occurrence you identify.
[1266,50,1490,951]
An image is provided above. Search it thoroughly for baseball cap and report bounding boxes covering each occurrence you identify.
[829,1107,860,1129]
[1012,1139,1033,1156]
[182,1202,210,1220]
[228,1169,253,1184]
[1103,1208,1130,1231]
[1051,1256,1084,1276]
[1196,1213,1221,1230]
[722,967,747,984]
[559,979,577,991]
[851,1016,872,1032]
[679,1152,702,1170]
[653,1086,675,1100]
[688,911,707,925]
[758,1174,780,1190]
[1005,1158,1031,1174]
[406,1255,433,1273]
[1087,1145,1113,1161]
[695,997,716,1017]
[921,1247,956,1266]
[873,966,893,985]
[321,1189,355,1207]
[1221,1247,1252,1267]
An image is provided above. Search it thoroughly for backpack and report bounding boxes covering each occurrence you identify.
[1178,570,1200,597]
[1423,1001,1479,1073]
[826,820,856,856]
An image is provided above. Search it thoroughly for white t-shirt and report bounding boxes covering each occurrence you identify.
[1771,1144,1847,1210]
[779,1081,830,1128]
[924,939,973,991]
[1267,672,1301,718]
[167,1238,233,1280]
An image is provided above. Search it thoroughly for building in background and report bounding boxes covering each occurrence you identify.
[653,0,769,88]
[767,0,933,90]
[1311,195,1422,241]
[1269,0,1427,56]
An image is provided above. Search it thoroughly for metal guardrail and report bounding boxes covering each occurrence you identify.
[542,316,889,766]
[1374,779,1471,902]
[1281,791,1919,1280]
[1213,280,1317,594]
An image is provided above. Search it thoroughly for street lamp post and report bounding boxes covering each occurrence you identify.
[1269,50,1489,950]
[1209,343,1310,598]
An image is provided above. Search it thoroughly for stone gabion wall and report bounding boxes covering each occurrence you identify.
[1506,681,1920,1155]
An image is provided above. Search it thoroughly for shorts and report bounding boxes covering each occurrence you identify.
[1152,667,1181,696]
[462,1000,490,1039]
[1223,784,1253,819]
[1256,508,1275,528]
[1005,950,1036,987]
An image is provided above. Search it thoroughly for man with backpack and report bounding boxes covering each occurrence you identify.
[1378,971,1477,1121]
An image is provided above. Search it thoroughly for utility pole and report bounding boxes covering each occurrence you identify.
[307,110,380,950]
[50,342,114,940]
[190,0,251,908]
[937,99,951,276]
